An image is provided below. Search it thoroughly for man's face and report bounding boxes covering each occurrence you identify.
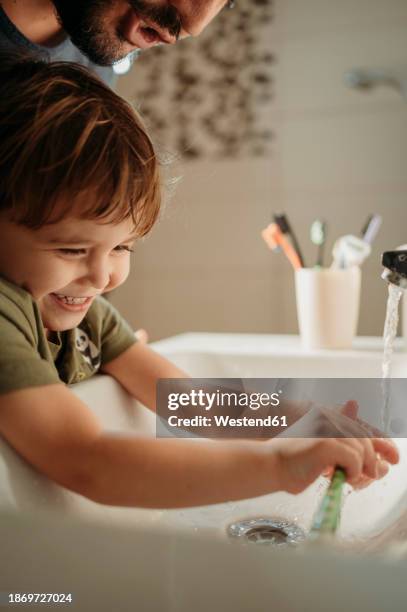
[51,0,229,66]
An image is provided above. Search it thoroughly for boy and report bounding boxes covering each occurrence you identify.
[0,54,399,508]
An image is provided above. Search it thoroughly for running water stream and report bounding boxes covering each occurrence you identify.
[381,283,404,432]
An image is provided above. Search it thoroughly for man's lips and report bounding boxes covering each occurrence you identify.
[120,9,175,49]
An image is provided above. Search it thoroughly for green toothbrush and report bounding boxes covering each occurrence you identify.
[310,219,327,268]
[309,468,346,538]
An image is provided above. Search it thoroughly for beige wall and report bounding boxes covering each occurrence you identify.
[112,0,407,341]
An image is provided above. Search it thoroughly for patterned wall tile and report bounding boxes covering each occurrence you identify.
[126,0,274,160]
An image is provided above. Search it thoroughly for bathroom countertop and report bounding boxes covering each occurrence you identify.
[152,332,406,362]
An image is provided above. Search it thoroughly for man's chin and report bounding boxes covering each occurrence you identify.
[52,0,126,66]
[68,33,128,68]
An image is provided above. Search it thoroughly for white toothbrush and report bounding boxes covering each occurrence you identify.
[331,235,371,269]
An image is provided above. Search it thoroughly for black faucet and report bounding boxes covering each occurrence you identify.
[382,250,407,289]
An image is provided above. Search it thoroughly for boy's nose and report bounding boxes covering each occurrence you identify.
[83,261,110,291]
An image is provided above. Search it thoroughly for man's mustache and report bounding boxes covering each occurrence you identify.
[128,1,182,38]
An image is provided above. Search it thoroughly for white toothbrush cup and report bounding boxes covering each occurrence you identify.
[295,267,361,350]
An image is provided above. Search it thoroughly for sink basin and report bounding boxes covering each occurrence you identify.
[150,333,407,552]
[2,504,407,612]
[1,333,407,610]
[1,332,406,549]
[152,333,407,378]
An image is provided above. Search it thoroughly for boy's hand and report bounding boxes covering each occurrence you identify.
[269,435,399,494]
[270,400,399,493]
[239,398,362,439]
[319,399,396,487]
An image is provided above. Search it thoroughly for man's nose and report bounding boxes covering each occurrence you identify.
[180,1,224,37]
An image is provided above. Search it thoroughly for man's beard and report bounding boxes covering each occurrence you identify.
[51,0,181,66]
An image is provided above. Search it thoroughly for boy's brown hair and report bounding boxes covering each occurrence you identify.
[0,52,161,236]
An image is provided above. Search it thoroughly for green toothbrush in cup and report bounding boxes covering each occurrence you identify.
[310,219,327,268]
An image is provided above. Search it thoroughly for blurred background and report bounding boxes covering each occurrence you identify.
[110,0,407,342]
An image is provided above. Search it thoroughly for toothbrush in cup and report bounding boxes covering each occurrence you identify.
[331,235,371,269]
[361,214,382,245]
[261,223,303,271]
[273,213,305,268]
[310,219,327,268]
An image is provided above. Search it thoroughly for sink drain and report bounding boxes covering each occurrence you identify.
[227,518,306,547]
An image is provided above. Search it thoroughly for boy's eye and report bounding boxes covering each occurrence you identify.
[56,245,134,257]
[114,245,134,253]
[58,248,86,256]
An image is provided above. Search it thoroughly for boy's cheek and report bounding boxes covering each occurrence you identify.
[28,266,77,300]
[108,261,131,291]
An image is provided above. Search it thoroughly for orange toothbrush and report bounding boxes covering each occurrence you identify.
[261,223,303,271]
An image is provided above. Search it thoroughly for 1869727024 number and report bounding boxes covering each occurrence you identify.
[3,593,73,605]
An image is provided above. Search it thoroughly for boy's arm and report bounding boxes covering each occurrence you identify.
[101,342,189,412]
[0,384,282,505]
[101,344,261,433]
[0,385,103,495]
[99,346,368,440]
[0,384,399,508]
[0,384,277,505]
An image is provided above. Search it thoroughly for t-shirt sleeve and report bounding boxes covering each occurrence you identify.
[96,297,137,365]
[0,315,61,395]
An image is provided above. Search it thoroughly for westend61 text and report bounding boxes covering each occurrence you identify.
[167,415,287,428]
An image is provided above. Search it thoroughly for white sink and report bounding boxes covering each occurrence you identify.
[2,505,407,612]
[152,332,407,378]
[1,333,407,610]
[1,332,406,546]
[150,333,407,551]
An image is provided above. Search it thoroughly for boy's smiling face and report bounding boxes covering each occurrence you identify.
[0,213,136,335]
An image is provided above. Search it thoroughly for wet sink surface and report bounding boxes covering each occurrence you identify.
[70,333,407,554]
[2,334,407,611]
[1,332,406,557]
[150,333,407,552]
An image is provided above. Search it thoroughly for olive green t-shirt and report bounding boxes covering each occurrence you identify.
[0,276,137,394]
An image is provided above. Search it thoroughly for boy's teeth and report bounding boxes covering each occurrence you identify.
[55,294,88,305]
